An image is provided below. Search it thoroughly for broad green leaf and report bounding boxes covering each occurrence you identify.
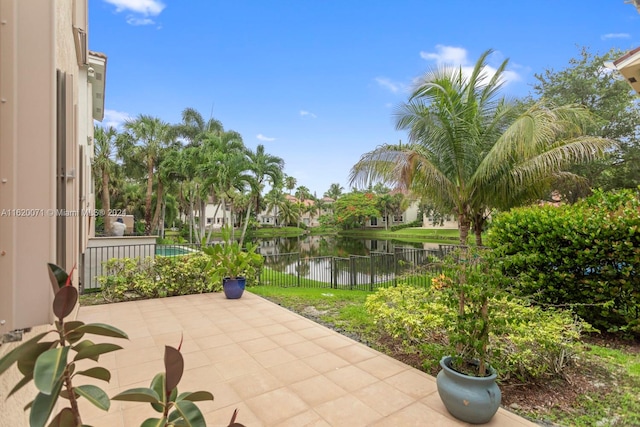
[63,321,86,344]
[18,341,57,376]
[111,387,160,404]
[140,417,167,427]
[34,347,69,394]
[74,367,111,382]
[75,385,110,411]
[53,286,78,320]
[150,373,166,413]
[48,263,69,294]
[176,391,214,402]
[173,400,206,427]
[47,407,76,427]
[71,340,97,362]
[29,379,63,427]
[164,346,184,392]
[74,343,122,362]
[0,331,51,375]
[73,323,128,339]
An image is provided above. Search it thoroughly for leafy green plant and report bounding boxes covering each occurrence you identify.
[203,227,264,284]
[98,254,218,302]
[437,248,503,376]
[488,188,640,334]
[0,263,128,426]
[365,280,588,381]
[0,264,245,427]
[111,338,215,427]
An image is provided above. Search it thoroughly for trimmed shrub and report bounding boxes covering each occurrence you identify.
[155,253,219,296]
[98,253,219,301]
[487,189,640,334]
[365,282,588,381]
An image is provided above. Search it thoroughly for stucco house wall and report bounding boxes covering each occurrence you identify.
[0,0,104,423]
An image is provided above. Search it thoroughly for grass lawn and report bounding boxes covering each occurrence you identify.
[248,285,640,427]
[339,227,467,244]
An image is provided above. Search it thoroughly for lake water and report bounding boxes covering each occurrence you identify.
[252,235,442,288]
[252,234,440,257]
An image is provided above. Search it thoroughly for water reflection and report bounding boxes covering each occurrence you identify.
[252,234,438,257]
[255,235,441,288]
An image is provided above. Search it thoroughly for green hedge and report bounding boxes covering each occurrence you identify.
[390,219,423,231]
[487,189,640,334]
[98,253,220,301]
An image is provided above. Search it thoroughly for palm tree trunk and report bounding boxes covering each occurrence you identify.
[229,200,236,241]
[239,202,252,247]
[473,212,485,247]
[199,198,206,240]
[458,212,471,246]
[144,160,154,235]
[151,179,164,234]
[205,203,221,244]
[102,169,111,235]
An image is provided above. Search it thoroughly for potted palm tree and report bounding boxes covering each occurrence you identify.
[434,248,503,424]
[203,227,263,299]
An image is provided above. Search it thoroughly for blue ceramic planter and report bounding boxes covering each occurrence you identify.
[436,356,501,424]
[222,277,246,299]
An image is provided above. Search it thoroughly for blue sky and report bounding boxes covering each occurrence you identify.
[90,0,640,197]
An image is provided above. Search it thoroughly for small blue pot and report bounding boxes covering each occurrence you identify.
[222,277,246,299]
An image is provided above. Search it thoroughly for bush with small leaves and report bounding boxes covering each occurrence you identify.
[365,280,589,381]
[98,253,220,302]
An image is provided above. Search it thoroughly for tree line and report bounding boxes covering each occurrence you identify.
[349,47,640,245]
[95,47,640,245]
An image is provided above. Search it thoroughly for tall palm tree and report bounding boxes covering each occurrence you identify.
[285,175,297,195]
[198,133,252,242]
[278,199,300,227]
[174,107,223,147]
[350,49,614,245]
[239,145,284,244]
[324,183,344,200]
[294,186,312,227]
[295,186,312,202]
[264,188,286,227]
[155,145,184,236]
[123,114,173,235]
[376,193,394,230]
[93,125,119,234]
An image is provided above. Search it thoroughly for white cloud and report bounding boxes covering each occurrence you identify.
[103,0,165,15]
[601,33,631,40]
[375,77,405,94]
[420,45,468,65]
[300,110,317,119]
[257,134,276,142]
[419,44,521,86]
[100,109,132,129]
[104,0,164,26]
[126,17,155,26]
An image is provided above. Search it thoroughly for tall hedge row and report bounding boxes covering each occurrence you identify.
[487,189,640,334]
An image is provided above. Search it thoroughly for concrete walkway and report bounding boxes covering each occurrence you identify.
[76,292,538,426]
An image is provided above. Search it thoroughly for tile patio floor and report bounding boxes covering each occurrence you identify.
[76,291,538,427]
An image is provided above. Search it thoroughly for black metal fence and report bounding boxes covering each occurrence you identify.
[82,243,203,291]
[82,242,467,293]
[259,246,455,291]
